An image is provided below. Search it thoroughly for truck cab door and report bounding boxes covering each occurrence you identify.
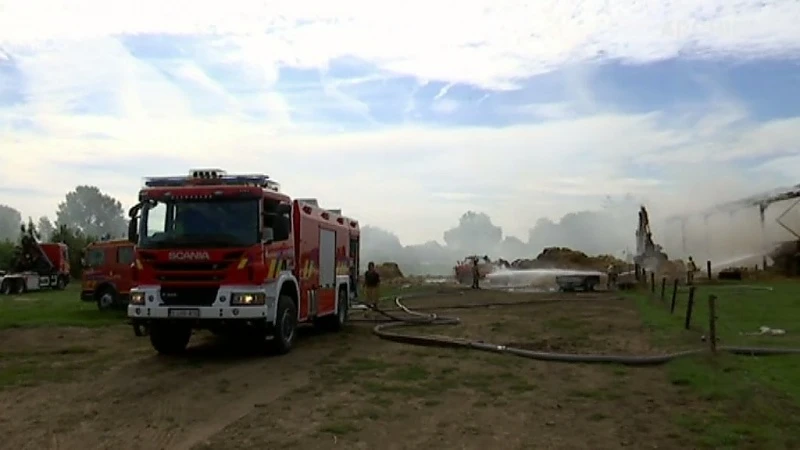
[349,234,359,300]
[116,245,135,296]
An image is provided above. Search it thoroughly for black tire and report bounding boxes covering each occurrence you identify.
[55,276,67,290]
[333,287,349,330]
[96,288,118,311]
[267,295,297,355]
[0,280,10,295]
[149,323,192,355]
[14,279,25,295]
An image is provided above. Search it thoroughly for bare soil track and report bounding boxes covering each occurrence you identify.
[1,289,703,449]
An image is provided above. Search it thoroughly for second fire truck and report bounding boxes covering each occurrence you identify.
[126,169,361,355]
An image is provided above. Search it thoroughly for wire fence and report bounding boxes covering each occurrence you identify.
[635,273,800,450]
[638,273,800,350]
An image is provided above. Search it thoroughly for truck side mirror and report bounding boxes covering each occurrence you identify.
[127,202,144,243]
[127,218,138,243]
[276,203,292,214]
[260,227,275,245]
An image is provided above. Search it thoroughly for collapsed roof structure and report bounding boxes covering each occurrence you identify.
[664,183,800,266]
[666,183,800,220]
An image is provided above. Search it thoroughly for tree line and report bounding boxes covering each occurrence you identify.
[361,195,643,276]
[0,186,127,278]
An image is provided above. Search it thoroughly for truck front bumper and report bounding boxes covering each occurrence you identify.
[127,284,278,322]
[128,304,272,321]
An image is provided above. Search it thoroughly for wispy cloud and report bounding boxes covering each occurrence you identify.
[0,0,799,243]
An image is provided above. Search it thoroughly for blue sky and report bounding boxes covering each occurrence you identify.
[1,0,800,244]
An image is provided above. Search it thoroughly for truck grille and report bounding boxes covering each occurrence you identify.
[151,262,231,283]
[159,286,219,306]
[140,251,244,286]
[152,262,231,271]
[156,273,226,283]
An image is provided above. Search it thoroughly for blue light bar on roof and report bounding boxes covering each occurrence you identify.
[143,173,278,190]
[216,174,272,186]
[143,176,187,187]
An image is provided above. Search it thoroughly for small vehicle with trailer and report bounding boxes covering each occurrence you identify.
[555,273,601,292]
[126,169,361,355]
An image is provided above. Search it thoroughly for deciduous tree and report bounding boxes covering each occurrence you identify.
[37,216,55,242]
[0,204,22,241]
[56,186,126,239]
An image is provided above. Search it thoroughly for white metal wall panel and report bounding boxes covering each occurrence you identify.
[319,228,336,287]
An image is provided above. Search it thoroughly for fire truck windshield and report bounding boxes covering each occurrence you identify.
[138,198,259,249]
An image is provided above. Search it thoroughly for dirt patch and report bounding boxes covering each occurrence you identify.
[400,291,656,355]
[0,289,700,449]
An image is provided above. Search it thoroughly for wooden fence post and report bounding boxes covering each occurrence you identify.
[670,279,678,313]
[650,272,655,295]
[684,286,696,330]
[706,260,712,280]
[708,294,717,354]
[660,277,666,301]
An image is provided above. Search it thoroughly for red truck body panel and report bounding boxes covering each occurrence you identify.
[131,172,360,325]
[80,240,135,302]
[40,243,70,275]
[292,199,356,321]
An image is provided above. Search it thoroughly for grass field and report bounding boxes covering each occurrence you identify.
[1,280,799,449]
[633,280,800,449]
[0,284,126,329]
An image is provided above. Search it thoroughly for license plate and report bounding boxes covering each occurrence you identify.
[168,308,200,318]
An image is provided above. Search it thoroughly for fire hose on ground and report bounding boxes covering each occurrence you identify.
[349,290,800,367]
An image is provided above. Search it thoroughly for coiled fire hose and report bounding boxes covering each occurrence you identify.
[350,290,800,367]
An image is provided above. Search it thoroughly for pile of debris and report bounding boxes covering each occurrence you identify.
[507,247,627,271]
[655,259,687,279]
[769,240,800,276]
[374,262,404,281]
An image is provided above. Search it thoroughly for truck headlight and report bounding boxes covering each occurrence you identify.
[130,292,145,305]
[231,293,266,305]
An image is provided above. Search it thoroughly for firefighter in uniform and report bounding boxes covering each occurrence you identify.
[364,262,381,309]
[687,256,697,285]
[606,263,618,290]
[471,257,481,289]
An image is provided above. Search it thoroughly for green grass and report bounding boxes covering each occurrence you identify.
[0,284,126,329]
[0,281,437,330]
[632,280,800,449]
[639,280,800,347]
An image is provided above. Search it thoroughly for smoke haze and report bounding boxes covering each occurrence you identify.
[361,178,800,276]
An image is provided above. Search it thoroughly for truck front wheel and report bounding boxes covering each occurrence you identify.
[96,288,118,311]
[267,295,297,355]
[149,323,192,355]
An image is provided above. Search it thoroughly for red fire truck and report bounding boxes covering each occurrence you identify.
[126,169,361,355]
[81,239,135,310]
[0,237,70,295]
